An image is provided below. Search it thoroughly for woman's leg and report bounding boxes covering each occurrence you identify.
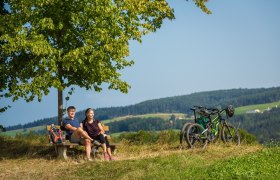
[95,134,109,159]
[104,136,113,158]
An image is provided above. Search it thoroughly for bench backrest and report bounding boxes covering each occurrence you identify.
[46,124,110,132]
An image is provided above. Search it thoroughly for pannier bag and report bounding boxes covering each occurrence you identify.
[49,124,63,143]
[196,117,209,129]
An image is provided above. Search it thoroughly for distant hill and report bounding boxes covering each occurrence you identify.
[5,86,280,131]
[3,102,280,143]
[93,87,280,119]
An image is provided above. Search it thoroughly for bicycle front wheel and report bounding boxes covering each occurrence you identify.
[186,123,208,149]
[221,124,240,145]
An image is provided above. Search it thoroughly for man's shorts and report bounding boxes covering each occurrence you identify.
[70,134,84,144]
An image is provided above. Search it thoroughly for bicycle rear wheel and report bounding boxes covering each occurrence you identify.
[180,122,192,148]
[221,124,240,145]
[186,123,208,149]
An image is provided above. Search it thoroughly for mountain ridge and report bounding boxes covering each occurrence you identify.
[5,86,280,130]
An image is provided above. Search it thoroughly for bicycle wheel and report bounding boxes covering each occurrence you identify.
[221,124,240,145]
[179,122,192,148]
[186,123,208,149]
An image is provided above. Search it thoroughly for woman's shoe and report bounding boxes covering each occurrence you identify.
[109,156,116,161]
[104,153,110,161]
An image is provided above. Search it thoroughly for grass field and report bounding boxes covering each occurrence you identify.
[234,101,280,115]
[102,113,187,124]
[1,125,45,137]
[0,134,279,179]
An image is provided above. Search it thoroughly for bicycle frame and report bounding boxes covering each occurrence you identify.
[192,107,229,141]
[181,105,240,149]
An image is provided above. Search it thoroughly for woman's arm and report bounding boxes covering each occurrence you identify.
[98,123,105,134]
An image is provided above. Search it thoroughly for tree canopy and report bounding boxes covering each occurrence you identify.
[0,0,210,124]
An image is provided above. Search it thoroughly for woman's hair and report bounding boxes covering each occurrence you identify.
[84,108,94,120]
[85,108,94,115]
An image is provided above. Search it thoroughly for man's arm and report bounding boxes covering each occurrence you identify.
[80,122,84,130]
[65,124,77,131]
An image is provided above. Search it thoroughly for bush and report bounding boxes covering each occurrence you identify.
[263,139,280,148]
[157,130,179,144]
[118,130,159,145]
[117,130,180,145]
[239,128,257,144]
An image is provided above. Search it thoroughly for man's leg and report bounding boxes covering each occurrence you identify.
[84,139,91,159]
[72,127,93,141]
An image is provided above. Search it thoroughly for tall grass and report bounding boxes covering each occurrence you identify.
[1,130,277,179]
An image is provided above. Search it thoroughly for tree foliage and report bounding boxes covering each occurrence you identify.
[0,0,211,123]
[0,0,9,113]
[1,0,174,100]
[0,0,176,124]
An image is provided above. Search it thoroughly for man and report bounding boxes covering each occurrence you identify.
[63,106,93,161]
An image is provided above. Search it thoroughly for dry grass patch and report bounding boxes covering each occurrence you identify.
[0,134,264,180]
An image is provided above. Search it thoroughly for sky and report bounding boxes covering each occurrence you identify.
[1,0,280,127]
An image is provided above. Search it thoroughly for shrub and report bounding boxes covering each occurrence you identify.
[117,130,180,145]
[118,130,160,144]
[157,130,179,144]
[239,128,257,144]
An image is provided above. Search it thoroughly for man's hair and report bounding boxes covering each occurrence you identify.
[67,106,76,112]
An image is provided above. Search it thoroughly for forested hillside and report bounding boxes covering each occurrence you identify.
[92,87,280,120]
[232,107,280,142]
[5,87,280,131]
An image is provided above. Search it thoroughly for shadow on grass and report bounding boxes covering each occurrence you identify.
[0,135,85,160]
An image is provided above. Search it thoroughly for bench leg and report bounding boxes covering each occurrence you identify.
[55,146,68,160]
[91,145,100,159]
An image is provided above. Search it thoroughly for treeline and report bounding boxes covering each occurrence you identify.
[232,107,280,142]
[6,117,57,131]
[107,117,191,133]
[5,87,280,130]
[94,87,280,120]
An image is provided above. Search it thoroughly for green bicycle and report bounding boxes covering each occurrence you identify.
[180,105,240,149]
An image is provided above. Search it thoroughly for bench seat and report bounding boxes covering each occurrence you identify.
[47,124,118,160]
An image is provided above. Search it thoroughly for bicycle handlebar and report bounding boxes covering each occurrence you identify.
[190,106,226,115]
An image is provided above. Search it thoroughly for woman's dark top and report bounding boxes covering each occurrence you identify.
[82,119,101,138]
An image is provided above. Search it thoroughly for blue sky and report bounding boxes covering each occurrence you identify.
[1,0,280,127]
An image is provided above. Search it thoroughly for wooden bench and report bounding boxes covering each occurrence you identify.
[47,124,117,160]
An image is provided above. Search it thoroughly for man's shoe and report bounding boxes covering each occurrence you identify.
[86,158,94,162]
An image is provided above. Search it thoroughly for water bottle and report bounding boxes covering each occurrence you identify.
[62,133,66,143]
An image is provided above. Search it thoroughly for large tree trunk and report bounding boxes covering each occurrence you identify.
[58,89,63,125]
[57,60,63,125]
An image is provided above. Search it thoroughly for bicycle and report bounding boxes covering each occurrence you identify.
[180,105,240,149]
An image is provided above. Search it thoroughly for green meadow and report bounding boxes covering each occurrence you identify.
[0,133,279,179]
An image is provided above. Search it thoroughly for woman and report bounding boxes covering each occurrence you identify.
[81,108,115,161]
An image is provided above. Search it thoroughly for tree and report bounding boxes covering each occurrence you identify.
[0,0,210,125]
[0,0,10,113]
[0,124,6,132]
